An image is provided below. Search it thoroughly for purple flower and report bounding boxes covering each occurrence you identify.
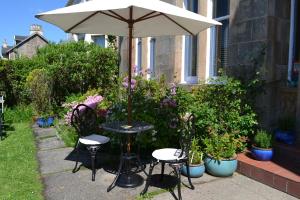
[122,77,137,90]
[170,83,176,95]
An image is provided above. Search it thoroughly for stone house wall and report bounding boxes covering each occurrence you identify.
[9,35,48,59]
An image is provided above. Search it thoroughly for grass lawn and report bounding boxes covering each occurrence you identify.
[0,123,43,200]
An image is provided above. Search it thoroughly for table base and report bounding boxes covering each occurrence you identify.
[116,173,144,188]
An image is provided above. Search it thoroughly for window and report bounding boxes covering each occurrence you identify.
[136,38,142,74]
[92,35,106,47]
[77,33,85,41]
[182,0,198,83]
[209,0,230,77]
[149,38,156,79]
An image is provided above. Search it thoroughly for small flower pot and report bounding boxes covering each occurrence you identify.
[36,116,54,128]
[251,145,273,161]
[181,163,205,178]
[275,129,295,145]
[204,156,237,177]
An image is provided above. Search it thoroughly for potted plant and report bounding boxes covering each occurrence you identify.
[251,130,273,161]
[181,137,205,178]
[26,69,54,127]
[275,117,296,145]
[203,131,238,177]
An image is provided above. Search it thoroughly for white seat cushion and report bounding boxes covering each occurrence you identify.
[152,148,185,161]
[79,134,110,145]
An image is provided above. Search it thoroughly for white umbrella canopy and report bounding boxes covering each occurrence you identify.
[36,0,221,124]
[36,0,221,37]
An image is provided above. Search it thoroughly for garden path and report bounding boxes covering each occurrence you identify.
[33,125,298,200]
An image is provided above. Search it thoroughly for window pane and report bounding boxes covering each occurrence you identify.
[137,38,142,73]
[150,38,156,78]
[92,35,105,47]
[214,19,229,74]
[184,0,198,80]
[213,0,229,18]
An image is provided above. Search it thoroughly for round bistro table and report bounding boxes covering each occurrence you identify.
[102,121,154,191]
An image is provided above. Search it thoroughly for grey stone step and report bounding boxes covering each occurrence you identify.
[37,136,65,151]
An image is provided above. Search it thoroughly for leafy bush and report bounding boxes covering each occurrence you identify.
[192,76,257,151]
[204,129,238,160]
[26,69,52,116]
[37,41,118,105]
[0,42,119,108]
[253,130,272,149]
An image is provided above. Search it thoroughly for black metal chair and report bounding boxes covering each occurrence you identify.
[71,104,110,181]
[141,113,195,200]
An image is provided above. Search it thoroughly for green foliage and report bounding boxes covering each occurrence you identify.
[189,137,203,165]
[56,123,77,147]
[0,41,119,108]
[204,129,238,160]
[192,76,257,151]
[253,130,272,149]
[37,41,118,105]
[0,123,43,199]
[26,69,52,116]
[4,105,34,123]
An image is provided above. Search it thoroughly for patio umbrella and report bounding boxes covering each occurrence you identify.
[36,0,221,125]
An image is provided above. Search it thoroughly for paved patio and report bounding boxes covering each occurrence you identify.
[33,125,298,200]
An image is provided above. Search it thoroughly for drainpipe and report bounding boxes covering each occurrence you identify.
[288,0,296,82]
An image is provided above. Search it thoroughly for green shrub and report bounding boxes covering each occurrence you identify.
[192,76,257,151]
[26,69,52,116]
[253,130,272,149]
[204,129,238,160]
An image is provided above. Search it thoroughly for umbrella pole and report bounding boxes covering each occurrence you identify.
[127,7,133,125]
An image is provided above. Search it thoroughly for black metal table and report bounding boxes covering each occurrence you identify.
[102,121,154,191]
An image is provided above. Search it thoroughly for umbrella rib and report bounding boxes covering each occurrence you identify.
[108,10,128,22]
[67,11,100,32]
[134,13,163,23]
[99,11,128,22]
[134,11,156,22]
[160,13,194,36]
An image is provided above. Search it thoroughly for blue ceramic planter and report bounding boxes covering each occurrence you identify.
[181,164,205,178]
[251,146,273,161]
[204,156,237,177]
[275,130,295,145]
[37,116,54,127]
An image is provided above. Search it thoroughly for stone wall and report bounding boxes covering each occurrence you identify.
[226,0,293,130]
[8,35,48,59]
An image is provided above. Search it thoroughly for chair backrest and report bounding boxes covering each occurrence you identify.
[179,113,196,159]
[71,104,98,137]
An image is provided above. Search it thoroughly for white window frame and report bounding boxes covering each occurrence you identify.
[206,0,230,79]
[181,0,198,84]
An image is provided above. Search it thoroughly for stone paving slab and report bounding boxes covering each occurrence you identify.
[153,173,298,200]
[43,163,218,200]
[38,147,75,175]
[33,126,57,139]
[37,137,65,151]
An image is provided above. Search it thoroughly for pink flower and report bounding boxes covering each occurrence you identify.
[122,77,137,90]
